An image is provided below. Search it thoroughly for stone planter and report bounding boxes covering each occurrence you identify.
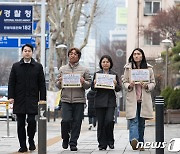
[164,109,180,124]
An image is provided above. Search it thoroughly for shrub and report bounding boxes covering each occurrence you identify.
[168,89,180,109]
[160,87,173,109]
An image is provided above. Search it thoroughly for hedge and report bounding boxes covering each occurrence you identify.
[160,87,180,109]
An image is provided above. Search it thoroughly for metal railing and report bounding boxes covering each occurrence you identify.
[0,100,14,138]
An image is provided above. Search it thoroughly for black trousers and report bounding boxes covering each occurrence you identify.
[96,107,115,147]
[88,116,97,127]
[61,102,84,146]
[16,114,36,148]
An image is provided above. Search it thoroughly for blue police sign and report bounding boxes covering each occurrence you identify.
[0,36,18,48]
[0,35,49,48]
[0,5,33,34]
[20,37,35,47]
[20,35,49,48]
[0,34,49,48]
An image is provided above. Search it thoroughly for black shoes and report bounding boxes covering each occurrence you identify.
[70,145,78,151]
[18,144,36,152]
[29,144,36,151]
[62,140,69,149]
[109,144,114,149]
[62,139,77,151]
[18,147,28,153]
[29,140,36,151]
[99,147,107,150]
[99,146,107,150]
[99,144,114,150]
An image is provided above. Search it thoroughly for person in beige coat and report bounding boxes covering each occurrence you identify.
[122,48,155,151]
[56,47,91,151]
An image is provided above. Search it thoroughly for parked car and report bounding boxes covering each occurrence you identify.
[0,86,16,121]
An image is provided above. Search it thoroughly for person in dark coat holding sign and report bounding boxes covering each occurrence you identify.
[91,55,121,150]
[8,44,46,153]
[87,89,96,130]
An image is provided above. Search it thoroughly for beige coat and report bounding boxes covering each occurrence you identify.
[56,62,91,103]
[122,63,156,120]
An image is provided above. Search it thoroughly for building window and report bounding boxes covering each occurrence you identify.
[144,32,160,45]
[144,1,161,15]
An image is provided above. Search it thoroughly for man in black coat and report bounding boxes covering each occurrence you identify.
[8,44,46,153]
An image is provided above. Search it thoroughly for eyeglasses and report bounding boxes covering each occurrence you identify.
[69,52,78,56]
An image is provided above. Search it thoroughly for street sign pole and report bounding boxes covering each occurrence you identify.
[18,38,21,61]
[0,1,49,53]
[40,0,46,72]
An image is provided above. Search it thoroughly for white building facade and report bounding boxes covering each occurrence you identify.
[127,0,180,61]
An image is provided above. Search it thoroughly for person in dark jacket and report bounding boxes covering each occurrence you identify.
[8,44,46,153]
[87,89,96,130]
[92,55,121,150]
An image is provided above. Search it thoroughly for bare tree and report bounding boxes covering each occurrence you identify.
[0,58,13,85]
[142,6,180,46]
[97,40,126,80]
[26,0,99,91]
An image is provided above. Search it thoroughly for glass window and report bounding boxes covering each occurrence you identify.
[144,1,161,15]
[153,2,160,13]
[144,32,160,45]
[144,2,152,14]
[152,32,160,45]
[144,33,151,45]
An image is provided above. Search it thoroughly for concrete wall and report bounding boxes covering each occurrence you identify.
[126,0,176,61]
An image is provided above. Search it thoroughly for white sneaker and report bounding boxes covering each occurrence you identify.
[92,126,97,131]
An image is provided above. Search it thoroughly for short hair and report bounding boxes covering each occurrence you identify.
[99,55,113,69]
[68,47,81,59]
[21,44,34,52]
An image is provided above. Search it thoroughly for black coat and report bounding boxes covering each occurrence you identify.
[8,58,46,114]
[91,70,121,108]
[87,90,96,117]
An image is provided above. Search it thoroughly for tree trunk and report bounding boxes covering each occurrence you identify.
[48,40,56,91]
[56,48,67,69]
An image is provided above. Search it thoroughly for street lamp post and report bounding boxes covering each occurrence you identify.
[162,39,171,88]
[56,44,68,49]
[56,44,68,64]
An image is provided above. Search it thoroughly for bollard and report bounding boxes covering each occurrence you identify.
[114,107,118,123]
[47,106,50,122]
[38,101,47,154]
[6,101,10,137]
[155,96,164,154]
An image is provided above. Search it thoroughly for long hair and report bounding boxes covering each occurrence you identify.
[128,48,147,69]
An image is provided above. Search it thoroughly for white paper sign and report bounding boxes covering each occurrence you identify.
[95,73,116,89]
[62,73,82,88]
[131,69,150,83]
